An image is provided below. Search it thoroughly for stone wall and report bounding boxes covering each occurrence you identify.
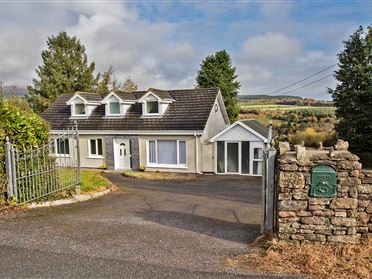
[276,141,371,244]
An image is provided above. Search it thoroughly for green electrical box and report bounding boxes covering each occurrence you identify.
[310,165,337,197]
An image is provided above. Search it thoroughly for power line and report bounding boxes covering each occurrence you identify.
[264,63,337,95]
[277,74,333,96]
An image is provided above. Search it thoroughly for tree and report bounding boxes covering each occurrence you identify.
[26,31,96,112]
[196,50,240,122]
[329,26,372,156]
[0,81,3,102]
[121,77,138,92]
[95,65,114,93]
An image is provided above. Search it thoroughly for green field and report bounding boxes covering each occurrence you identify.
[240,104,335,111]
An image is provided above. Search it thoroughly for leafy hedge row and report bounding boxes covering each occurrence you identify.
[0,98,49,203]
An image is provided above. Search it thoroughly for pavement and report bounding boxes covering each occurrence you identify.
[0,173,300,278]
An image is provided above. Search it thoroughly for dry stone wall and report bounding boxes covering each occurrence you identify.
[276,141,371,244]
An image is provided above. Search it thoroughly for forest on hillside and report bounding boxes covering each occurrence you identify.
[239,97,338,148]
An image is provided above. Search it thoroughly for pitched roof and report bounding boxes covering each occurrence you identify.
[147,88,173,100]
[240,119,277,139]
[114,91,137,101]
[42,88,220,131]
[75,92,104,102]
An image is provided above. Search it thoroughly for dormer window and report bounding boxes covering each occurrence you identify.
[146,100,159,114]
[138,91,172,117]
[108,96,121,115]
[101,92,135,117]
[74,103,86,115]
[66,93,101,118]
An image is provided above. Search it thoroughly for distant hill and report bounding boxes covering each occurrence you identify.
[238,94,303,101]
[2,86,27,97]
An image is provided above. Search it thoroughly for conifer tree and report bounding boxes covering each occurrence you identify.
[95,66,114,93]
[196,50,240,123]
[121,77,138,92]
[26,31,96,112]
[329,26,372,156]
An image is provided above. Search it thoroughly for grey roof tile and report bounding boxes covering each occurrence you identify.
[75,92,104,102]
[240,119,277,139]
[42,88,220,131]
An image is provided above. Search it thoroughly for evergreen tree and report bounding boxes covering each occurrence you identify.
[26,31,96,112]
[196,50,240,122]
[95,65,114,93]
[329,25,372,156]
[121,77,138,92]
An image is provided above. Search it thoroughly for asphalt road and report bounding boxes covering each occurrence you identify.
[0,173,299,278]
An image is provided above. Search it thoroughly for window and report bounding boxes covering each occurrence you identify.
[216,141,225,173]
[146,101,159,114]
[89,139,103,157]
[226,142,239,173]
[107,95,121,115]
[74,103,85,115]
[253,147,263,175]
[241,141,250,174]
[56,138,69,156]
[109,102,120,115]
[147,140,186,166]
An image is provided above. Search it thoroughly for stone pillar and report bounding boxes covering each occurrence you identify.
[275,141,371,244]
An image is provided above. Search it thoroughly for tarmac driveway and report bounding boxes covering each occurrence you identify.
[0,173,281,278]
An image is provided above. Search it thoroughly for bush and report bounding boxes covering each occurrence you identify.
[289,128,325,148]
[323,131,339,147]
[138,165,146,172]
[0,99,49,199]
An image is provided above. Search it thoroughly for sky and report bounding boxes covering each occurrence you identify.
[0,1,371,100]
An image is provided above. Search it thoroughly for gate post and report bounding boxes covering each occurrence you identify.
[5,136,15,198]
[74,121,81,195]
[261,145,277,234]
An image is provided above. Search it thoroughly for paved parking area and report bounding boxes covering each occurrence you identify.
[0,173,293,278]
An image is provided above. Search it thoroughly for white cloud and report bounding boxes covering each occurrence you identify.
[0,2,198,90]
[66,6,198,90]
[258,2,292,17]
[237,33,337,99]
[241,32,303,66]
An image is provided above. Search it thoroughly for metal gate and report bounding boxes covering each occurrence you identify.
[4,125,81,204]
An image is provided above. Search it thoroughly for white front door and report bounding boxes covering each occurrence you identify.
[114,139,131,170]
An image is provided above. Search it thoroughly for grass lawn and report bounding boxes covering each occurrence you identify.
[122,170,197,180]
[80,169,112,193]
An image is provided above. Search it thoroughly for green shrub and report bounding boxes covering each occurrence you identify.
[323,131,339,147]
[289,128,325,148]
[0,99,49,198]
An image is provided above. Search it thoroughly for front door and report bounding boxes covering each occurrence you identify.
[114,139,131,170]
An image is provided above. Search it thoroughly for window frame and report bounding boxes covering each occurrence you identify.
[88,138,104,158]
[252,147,263,175]
[108,101,121,115]
[146,140,187,168]
[54,138,70,157]
[73,103,86,116]
[144,100,160,115]
[106,95,122,116]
